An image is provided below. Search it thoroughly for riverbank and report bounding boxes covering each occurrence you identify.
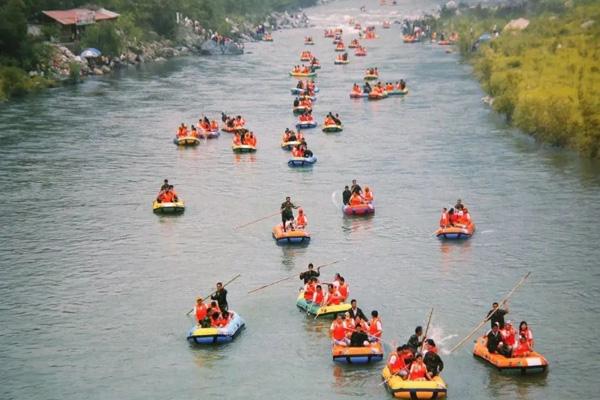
[425,1,600,158]
[0,0,315,102]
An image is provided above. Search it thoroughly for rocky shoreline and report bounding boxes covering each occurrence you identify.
[45,10,311,81]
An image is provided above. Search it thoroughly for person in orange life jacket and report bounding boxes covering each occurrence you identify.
[387,345,410,377]
[343,312,356,335]
[439,207,449,227]
[349,323,370,347]
[408,353,432,381]
[194,297,208,323]
[349,192,363,206]
[233,132,242,146]
[448,208,459,226]
[295,208,308,229]
[217,310,231,327]
[331,314,349,346]
[368,310,382,341]
[209,300,220,314]
[248,132,257,147]
[210,120,218,130]
[157,185,178,203]
[423,339,444,376]
[519,321,534,348]
[500,320,517,351]
[177,123,187,137]
[300,263,320,283]
[364,187,374,203]
[190,126,199,138]
[325,284,342,306]
[338,277,349,301]
[312,284,324,305]
[211,282,228,312]
[281,196,298,232]
[487,301,509,329]
[512,334,533,357]
[407,326,423,353]
[460,208,471,224]
[349,299,367,321]
[331,273,342,289]
[209,311,221,327]
[487,322,510,356]
[303,278,317,300]
[292,146,304,158]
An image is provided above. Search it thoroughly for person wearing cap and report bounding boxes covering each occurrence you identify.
[194,297,208,323]
[423,339,444,376]
[299,263,320,283]
[487,302,509,329]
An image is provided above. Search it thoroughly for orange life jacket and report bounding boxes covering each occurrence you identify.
[440,212,449,227]
[160,192,175,203]
[368,317,381,338]
[313,290,324,304]
[195,304,207,321]
[296,214,307,226]
[233,136,241,145]
[364,192,373,202]
[210,121,218,130]
[512,340,532,357]
[304,283,315,300]
[388,352,407,374]
[408,362,427,380]
[349,195,362,206]
[338,283,348,300]
[331,321,346,340]
[326,291,341,305]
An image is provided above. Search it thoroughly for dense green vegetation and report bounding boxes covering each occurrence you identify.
[433,1,600,158]
[0,0,316,101]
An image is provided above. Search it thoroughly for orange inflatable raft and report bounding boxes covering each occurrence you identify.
[272,224,310,245]
[435,222,475,239]
[332,342,384,364]
[473,336,549,374]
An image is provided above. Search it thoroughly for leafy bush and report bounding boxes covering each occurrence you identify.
[81,22,123,56]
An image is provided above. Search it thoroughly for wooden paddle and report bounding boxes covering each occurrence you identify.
[234,211,280,230]
[448,271,531,353]
[247,259,344,294]
[186,274,242,316]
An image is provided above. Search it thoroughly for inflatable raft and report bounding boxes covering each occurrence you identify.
[152,200,185,214]
[368,92,388,100]
[290,71,317,78]
[300,56,312,62]
[332,342,384,364]
[296,121,317,129]
[322,124,343,133]
[232,144,257,153]
[355,49,367,56]
[435,222,475,239]
[364,74,379,81]
[335,46,346,52]
[350,92,368,99]
[296,291,351,317]
[288,156,317,167]
[291,87,320,95]
[304,40,315,45]
[272,224,310,245]
[381,366,447,399]
[335,59,350,65]
[473,336,549,374]
[198,130,220,139]
[389,88,409,96]
[281,140,301,150]
[222,126,247,134]
[343,203,375,216]
[186,312,245,344]
[293,106,312,115]
[173,136,200,146]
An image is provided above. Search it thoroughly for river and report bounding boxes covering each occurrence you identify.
[1,1,599,399]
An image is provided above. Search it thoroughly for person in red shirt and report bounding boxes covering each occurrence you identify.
[512,335,532,357]
[312,285,324,305]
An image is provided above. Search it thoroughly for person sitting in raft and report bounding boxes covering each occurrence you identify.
[303,277,317,300]
[247,132,257,147]
[338,277,349,301]
[388,345,410,378]
[364,187,374,203]
[351,83,362,95]
[343,186,352,205]
[363,81,372,94]
[210,119,219,131]
[512,334,533,357]
[194,297,208,323]
[217,310,231,327]
[486,322,511,356]
[209,300,221,314]
[500,320,517,354]
[407,326,424,353]
[209,311,222,327]
[233,115,245,128]
[300,263,320,283]
[211,281,229,312]
[447,208,457,226]
[324,115,336,126]
[190,125,199,138]
[281,196,299,232]
[232,132,242,146]
[295,208,308,229]
[459,208,471,224]
[156,185,178,203]
[331,314,349,346]
[343,312,356,335]
[423,339,444,376]
[487,301,509,329]
[292,145,304,158]
[408,353,432,381]
[324,284,342,306]
[439,207,449,227]
[386,82,394,92]
[349,324,370,347]
[349,192,364,206]
[519,321,534,349]
[349,299,367,322]
[177,123,188,137]
[367,310,382,341]
[312,284,325,305]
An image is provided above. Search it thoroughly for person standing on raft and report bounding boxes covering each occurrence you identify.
[343,186,352,205]
[210,282,228,312]
[487,301,509,329]
[299,263,320,283]
[281,196,299,232]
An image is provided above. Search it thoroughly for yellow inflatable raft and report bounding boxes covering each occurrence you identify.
[152,200,185,214]
[473,336,549,374]
[381,366,447,399]
[273,224,310,245]
[296,291,351,317]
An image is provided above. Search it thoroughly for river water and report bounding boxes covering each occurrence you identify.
[1,1,599,399]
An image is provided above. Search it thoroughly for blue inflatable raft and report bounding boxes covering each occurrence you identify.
[186,312,245,344]
[288,156,317,167]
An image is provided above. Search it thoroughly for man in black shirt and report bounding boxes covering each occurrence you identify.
[348,299,367,321]
[349,324,369,347]
[407,326,423,353]
[281,196,298,232]
[210,282,228,312]
[342,186,352,205]
[350,179,362,195]
[423,339,444,376]
[486,302,509,329]
[486,323,504,354]
[299,263,320,283]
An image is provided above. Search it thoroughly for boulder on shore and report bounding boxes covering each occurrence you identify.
[200,39,243,55]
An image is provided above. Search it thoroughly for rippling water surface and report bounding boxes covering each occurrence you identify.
[1,1,599,399]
